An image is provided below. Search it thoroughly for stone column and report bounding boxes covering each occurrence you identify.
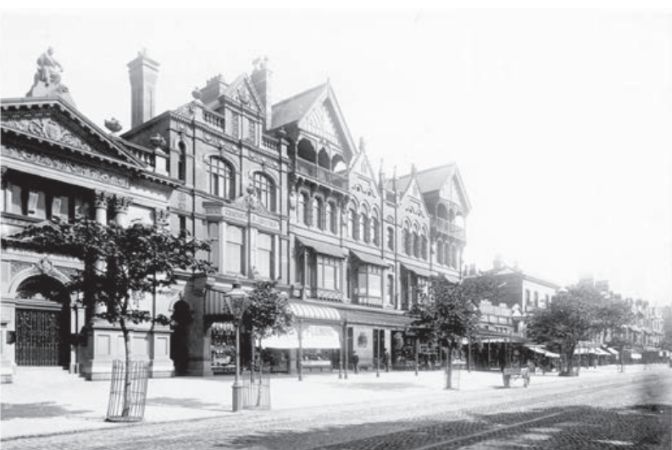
[0,167,8,213]
[273,234,280,281]
[155,207,170,230]
[112,196,132,227]
[93,190,109,225]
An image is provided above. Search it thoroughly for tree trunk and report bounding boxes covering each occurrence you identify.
[120,319,132,417]
[562,345,576,377]
[445,347,453,390]
[250,329,255,383]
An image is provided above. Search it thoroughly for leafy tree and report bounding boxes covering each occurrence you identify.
[410,275,500,389]
[593,297,633,371]
[242,280,293,380]
[527,285,603,376]
[7,219,211,417]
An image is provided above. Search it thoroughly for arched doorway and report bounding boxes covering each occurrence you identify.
[15,275,71,367]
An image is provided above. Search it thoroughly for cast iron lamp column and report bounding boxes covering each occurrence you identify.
[225,282,249,412]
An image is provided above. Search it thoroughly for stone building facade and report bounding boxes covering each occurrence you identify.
[0,50,471,381]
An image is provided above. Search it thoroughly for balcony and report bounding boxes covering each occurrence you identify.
[431,217,465,241]
[295,158,348,190]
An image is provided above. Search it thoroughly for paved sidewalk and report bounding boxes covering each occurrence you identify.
[0,363,657,440]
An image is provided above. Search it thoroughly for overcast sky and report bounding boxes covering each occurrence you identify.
[1,9,670,305]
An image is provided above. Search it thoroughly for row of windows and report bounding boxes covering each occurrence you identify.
[524,290,551,309]
[402,229,428,260]
[436,242,460,268]
[206,157,277,212]
[207,223,275,279]
[297,192,339,233]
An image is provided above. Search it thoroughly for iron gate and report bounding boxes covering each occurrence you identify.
[15,308,65,366]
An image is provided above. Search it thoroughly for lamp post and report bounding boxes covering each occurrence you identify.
[224,282,249,412]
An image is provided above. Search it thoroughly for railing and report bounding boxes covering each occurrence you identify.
[262,136,278,151]
[295,159,348,189]
[128,148,156,167]
[431,217,465,240]
[202,109,226,131]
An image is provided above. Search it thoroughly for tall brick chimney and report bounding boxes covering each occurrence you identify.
[127,49,159,129]
[250,56,272,129]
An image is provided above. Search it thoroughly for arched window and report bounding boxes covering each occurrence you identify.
[209,157,234,200]
[253,173,275,212]
[437,240,444,265]
[370,209,380,245]
[328,202,338,233]
[421,235,428,260]
[403,224,411,255]
[444,242,450,266]
[413,232,420,258]
[386,226,394,250]
[360,205,369,243]
[313,197,324,229]
[298,191,309,225]
[177,141,187,182]
[348,207,358,240]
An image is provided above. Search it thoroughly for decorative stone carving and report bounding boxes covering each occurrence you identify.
[3,116,92,153]
[1,145,130,188]
[35,257,55,276]
[93,190,110,209]
[155,208,170,227]
[104,118,122,134]
[27,48,73,103]
[111,196,132,214]
[9,261,33,279]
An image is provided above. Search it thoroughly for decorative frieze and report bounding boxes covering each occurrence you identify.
[2,144,130,188]
[2,116,93,154]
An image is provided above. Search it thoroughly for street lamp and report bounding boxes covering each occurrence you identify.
[224,282,249,412]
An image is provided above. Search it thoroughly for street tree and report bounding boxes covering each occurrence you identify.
[410,275,501,389]
[527,285,603,376]
[7,219,211,418]
[593,297,633,371]
[242,280,293,381]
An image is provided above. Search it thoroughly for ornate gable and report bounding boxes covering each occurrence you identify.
[302,99,342,146]
[1,100,142,167]
[225,75,262,112]
[400,178,429,223]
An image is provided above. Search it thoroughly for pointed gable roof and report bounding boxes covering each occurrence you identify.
[271,83,326,130]
[389,163,472,213]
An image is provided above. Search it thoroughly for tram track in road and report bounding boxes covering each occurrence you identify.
[315,371,671,450]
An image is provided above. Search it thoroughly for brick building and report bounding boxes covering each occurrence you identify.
[1,50,471,381]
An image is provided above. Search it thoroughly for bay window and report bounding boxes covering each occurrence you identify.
[357,265,383,306]
[317,255,340,291]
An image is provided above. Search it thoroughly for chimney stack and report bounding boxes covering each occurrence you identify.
[128,49,159,129]
[250,56,272,129]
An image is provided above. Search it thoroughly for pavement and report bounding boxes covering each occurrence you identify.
[0,364,668,446]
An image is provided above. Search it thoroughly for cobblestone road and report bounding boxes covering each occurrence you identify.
[4,368,671,450]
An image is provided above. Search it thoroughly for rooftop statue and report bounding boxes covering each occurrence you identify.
[27,47,74,105]
[35,47,63,86]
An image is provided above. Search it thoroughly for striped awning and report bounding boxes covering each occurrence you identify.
[297,236,346,259]
[204,288,234,317]
[289,301,342,322]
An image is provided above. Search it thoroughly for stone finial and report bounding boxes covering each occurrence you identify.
[252,56,269,71]
[191,87,202,101]
[359,137,366,153]
[104,118,122,134]
[149,133,166,149]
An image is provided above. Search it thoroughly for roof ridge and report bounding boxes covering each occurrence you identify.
[272,82,327,108]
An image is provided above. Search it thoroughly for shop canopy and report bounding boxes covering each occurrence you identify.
[297,236,346,259]
[631,352,642,360]
[350,250,389,267]
[594,348,611,356]
[401,263,433,279]
[261,325,340,349]
[605,347,619,356]
[525,344,560,359]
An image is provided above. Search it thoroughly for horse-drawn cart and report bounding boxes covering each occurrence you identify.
[502,367,530,388]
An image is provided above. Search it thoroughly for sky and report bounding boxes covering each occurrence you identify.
[1,8,671,305]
